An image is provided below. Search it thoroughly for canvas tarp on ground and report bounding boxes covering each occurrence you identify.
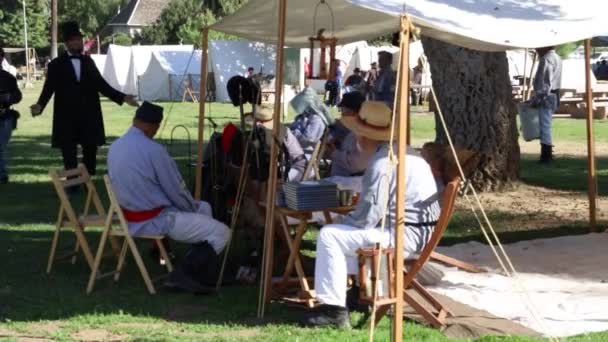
[138,50,204,101]
[211,0,608,52]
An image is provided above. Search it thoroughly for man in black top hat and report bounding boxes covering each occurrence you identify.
[0,47,23,184]
[30,21,138,177]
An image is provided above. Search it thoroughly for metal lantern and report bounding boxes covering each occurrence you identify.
[357,247,397,305]
[307,0,337,81]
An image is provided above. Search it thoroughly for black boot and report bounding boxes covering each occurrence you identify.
[540,144,553,164]
[182,241,220,287]
[301,304,351,329]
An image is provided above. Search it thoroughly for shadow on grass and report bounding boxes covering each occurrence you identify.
[0,228,304,326]
[520,153,608,195]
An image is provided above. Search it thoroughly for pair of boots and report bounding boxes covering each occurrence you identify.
[540,144,553,163]
[164,241,218,294]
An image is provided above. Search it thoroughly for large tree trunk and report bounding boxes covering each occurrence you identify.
[422,37,520,191]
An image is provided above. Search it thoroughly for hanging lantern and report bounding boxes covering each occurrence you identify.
[307,0,338,81]
[357,247,397,305]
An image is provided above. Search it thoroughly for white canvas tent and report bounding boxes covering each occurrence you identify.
[138,50,204,101]
[103,45,132,93]
[124,45,194,96]
[102,44,194,96]
[212,0,608,51]
[90,54,107,75]
[208,40,277,103]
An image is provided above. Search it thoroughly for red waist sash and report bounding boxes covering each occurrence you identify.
[121,207,164,223]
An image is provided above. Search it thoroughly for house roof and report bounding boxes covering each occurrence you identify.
[108,0,169,27]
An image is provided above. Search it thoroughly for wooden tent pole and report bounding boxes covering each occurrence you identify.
[392,15,411,342]
[526,52,537,101]
[195,28,209,200]
[522,48,528,101]
[584,39,598,232]
[258,0,287,319]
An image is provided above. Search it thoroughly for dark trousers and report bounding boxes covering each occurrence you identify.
[61,144,98,175]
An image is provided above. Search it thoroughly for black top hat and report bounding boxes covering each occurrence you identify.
[62,21,83,42]
[135,101,164,124]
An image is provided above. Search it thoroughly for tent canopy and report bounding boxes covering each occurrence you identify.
[139,50,203,101]
[211,0,608,51]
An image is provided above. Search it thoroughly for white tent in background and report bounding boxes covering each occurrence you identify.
[138,50,204,101]
[124,45,194,96]
[208,40,277,103]
[103,45,132,92]
[90,54,107,75]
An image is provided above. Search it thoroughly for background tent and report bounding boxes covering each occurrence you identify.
[90,54,107,75]
[103,45,132,93]
[124,45,194,96]
[138,50,204,101]
[208,40,276,103]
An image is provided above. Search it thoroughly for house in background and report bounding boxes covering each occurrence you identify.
[104,0,169,38]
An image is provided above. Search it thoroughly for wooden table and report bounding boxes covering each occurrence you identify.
[272,205,355,307]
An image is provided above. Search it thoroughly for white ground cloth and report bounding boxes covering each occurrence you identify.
[432,233,608,337]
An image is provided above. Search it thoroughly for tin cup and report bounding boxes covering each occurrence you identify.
[339,189,354,206]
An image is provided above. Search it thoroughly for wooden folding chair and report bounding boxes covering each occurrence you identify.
[47,164,111,274]
[301,129,329,181]
[87,176,173,295]
[361,177,461,329]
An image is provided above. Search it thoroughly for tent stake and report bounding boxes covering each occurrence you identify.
[195,28,210,200]
[392,15,411,342]
[258,0,287,319]
[584,39,597,232]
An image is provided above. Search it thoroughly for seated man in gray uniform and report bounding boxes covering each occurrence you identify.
[108,102,230,292]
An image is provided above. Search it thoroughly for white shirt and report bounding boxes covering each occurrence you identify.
[67,52,81,82]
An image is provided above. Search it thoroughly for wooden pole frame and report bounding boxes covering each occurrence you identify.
[392,15,411,342]
[584,39,597,232]
[258,0,287,319]
[522,48,528,101]
[195,28,210,200]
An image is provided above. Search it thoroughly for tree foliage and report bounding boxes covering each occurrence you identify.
[0,0,50,48]
[136,0,244,47]
[59,0,128,38]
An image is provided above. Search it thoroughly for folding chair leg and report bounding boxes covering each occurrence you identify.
[46,226,61,274]
[87,224,112,294]
[126,237,156,294]
[373,304,391,327]
[114,238,129,282]
[410,279,453,317]
[403,290,445,329]
[71,239,80,265]
[155,239,174,273]
[73,227,95,270]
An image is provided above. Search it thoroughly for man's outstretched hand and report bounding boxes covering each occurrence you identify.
[124,95,139,107]
[30,104,42,117]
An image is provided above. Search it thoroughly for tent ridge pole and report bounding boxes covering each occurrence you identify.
[584,39,597,232]
[195,27,210,201]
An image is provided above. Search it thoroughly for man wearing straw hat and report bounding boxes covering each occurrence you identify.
[303,102,440,328]
[253,104,306,182]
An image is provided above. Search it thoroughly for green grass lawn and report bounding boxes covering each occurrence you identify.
[0,82,606,341]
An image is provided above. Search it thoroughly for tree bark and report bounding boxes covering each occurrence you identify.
[421,37,520,191]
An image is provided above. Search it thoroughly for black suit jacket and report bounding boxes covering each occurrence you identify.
[37,53,125,148]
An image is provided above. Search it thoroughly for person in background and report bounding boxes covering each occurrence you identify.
[531,46,562,163]
[30,21,138,185]
[344,67,366,95]
[410,64,424,106]
[326,92,375,177]
[373,51,396,108]
[246,67,255,79]
[366,62,378,100]
[108,102,230,293]
[0,47,22,184]
[289,87,334,153]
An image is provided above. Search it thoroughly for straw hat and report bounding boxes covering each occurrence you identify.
[254,105,274,129]
[340,101,394,141]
